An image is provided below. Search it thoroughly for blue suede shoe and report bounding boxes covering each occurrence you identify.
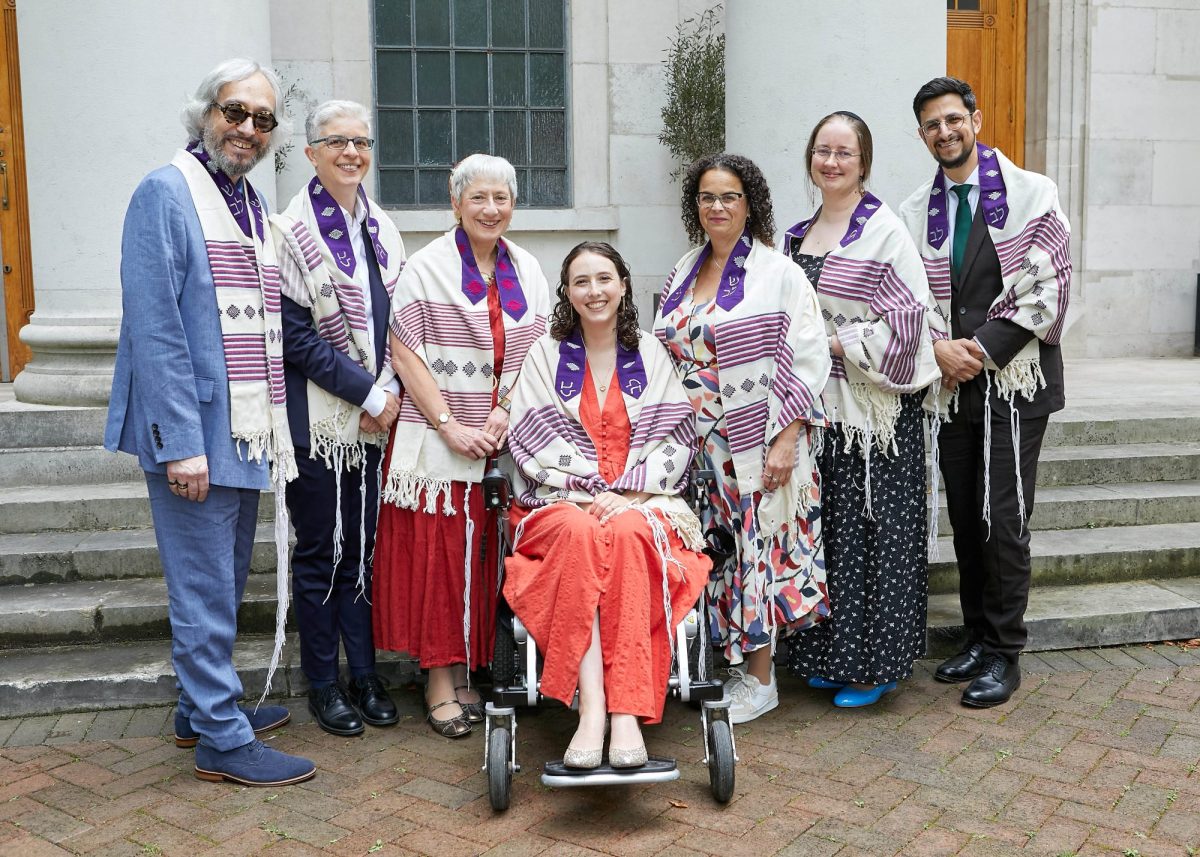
[807,676,846,690]
[194,739,316,787]
[174,705,291,748]
[833,682,897,708]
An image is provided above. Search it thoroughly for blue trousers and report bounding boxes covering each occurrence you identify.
[285,446,380,685]
[145,472,258,751]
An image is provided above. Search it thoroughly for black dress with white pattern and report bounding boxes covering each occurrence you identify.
[787,251,929,685]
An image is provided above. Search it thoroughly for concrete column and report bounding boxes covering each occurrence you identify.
[724,1,945,233]
[14,0,273,405]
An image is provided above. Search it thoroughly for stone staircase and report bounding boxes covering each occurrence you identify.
[1,359,1198,717]
[0,392,413,718]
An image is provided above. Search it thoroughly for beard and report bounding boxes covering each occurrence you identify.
[933,132,975,171]
[201,123,268,178]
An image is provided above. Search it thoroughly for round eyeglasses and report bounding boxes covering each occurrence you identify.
[211,101,278,133]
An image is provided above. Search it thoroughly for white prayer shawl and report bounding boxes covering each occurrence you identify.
[899,142,1071,547]
[172,146,296,702]
[654,236,832,538]
[782,193,940,461]
[508,329,704,552]
[384,229,549,512]
[270,182,407,601]
[270,184,407,469]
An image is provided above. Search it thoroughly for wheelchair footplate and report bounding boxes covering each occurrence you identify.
[541,757,680,788]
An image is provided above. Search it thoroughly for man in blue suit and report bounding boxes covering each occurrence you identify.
[105,58,315,786]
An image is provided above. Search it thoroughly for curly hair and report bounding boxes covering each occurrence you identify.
[680,153,775,248]
[550,241,640,351]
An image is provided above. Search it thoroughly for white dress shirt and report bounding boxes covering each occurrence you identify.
[341,199,400,418]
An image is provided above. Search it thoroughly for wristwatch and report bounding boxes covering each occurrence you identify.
[497,395,512,413]
[436,411,451,430]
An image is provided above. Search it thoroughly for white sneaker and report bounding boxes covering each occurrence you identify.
[720,665,747,703]
[727,669,778,724]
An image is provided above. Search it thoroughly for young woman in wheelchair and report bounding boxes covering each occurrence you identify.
[504,242,711,769]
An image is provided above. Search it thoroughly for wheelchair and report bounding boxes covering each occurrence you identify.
[479,464,737,812]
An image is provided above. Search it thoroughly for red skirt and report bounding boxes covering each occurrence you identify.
[372,431,499,670]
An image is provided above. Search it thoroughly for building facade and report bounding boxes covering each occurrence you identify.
[7,0,1199,405]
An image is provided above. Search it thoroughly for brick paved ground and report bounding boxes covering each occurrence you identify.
[2,644,1199,857]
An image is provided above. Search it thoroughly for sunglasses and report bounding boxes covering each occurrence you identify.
[211,101,279,133]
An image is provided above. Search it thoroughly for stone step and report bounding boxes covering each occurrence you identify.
[0,634,419,719]
[1033,441,1200,486]
[0,405,107,449]
[0,575,284,648]
[0,524,280,586]
[1043,415,1200,448]
[927,577,1200,658]
[0,445,143,487]
[0,482,277,535]
[935,480,1200,533]
[928,521,1200,594]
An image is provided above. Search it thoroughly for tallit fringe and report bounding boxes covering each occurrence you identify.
[257,467,292,707]
[325,446,346,605]
[462,489,474,687]
[926,414,943,560]
[356,464,369,603]
[839,383,903,458]
[637,507,682,671]
[993,356,1046,403]
[382,469,455,515]
[311,427,366,472]
[982,371,993,539]
[664,508,705,552]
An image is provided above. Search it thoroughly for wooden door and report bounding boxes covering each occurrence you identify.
[0,0,32,381]
[947,0,1026,167]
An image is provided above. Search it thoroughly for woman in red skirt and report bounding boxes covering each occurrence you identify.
[374,154,549,738]
[504,243,710,768]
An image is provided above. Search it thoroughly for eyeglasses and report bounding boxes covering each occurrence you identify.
[310,135,376,151]
[696,191,745,209]
[919,112,972,138]
[812,146,859,162]
[211,101,279,133]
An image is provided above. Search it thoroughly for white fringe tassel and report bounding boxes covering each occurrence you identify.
[981,371,993,540]
[1010,398,1026,534]
[461,488,474,690]
[926,414,943,561]
[257,468,292,707]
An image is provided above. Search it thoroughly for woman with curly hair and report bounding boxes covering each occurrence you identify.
[504,242,709,768]
[654,154,831,724]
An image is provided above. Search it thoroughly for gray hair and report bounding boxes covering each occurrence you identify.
[180,58,290,146]
[449,154,518,204]
[306,100,372,143]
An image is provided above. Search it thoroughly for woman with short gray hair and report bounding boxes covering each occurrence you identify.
[270,99,406,738]
[372,153,550,739]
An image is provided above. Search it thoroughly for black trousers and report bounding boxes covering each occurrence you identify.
[285,445,381,685]
[938,380,1048,662]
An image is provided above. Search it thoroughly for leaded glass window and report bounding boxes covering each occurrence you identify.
[373,0,569,207]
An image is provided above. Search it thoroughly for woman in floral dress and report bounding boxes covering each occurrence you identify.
[654,153,831,724]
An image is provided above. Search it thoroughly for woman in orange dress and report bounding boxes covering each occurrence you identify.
[504,242,710,769]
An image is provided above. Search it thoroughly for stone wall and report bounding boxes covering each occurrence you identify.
[269,0,716,320]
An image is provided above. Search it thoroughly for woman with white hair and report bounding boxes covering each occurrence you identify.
[372,154,550,738]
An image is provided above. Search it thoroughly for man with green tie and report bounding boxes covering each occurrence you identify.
[899,76,1071,708]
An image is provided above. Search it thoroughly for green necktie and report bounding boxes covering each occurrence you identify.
[951,183,973,278]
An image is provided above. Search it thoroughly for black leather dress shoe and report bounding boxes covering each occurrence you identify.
[934,642,987,684]
[348,673,399,727]
[961,655,1021,708]
[308,683,364,736]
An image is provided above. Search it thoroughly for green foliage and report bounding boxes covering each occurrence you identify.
[659,6,725,178]
[274,69,312,175]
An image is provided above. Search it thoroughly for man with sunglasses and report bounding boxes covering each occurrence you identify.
[899,76,1071,709]
[106,58,315,786]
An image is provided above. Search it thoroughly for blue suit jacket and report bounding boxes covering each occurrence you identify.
[104,164,270,490]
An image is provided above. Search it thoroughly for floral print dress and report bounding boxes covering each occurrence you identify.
[661,293,829,664]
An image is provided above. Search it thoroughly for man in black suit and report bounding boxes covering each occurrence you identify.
[901,77,1070,707]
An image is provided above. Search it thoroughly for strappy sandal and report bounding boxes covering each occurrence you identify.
[454,685,485,723]
[426,699,473,739]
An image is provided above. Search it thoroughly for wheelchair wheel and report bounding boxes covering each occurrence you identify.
[487,726,512,811]
[707,718,735,803]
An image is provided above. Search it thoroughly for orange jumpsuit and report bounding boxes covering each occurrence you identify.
[503,367,710,723]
